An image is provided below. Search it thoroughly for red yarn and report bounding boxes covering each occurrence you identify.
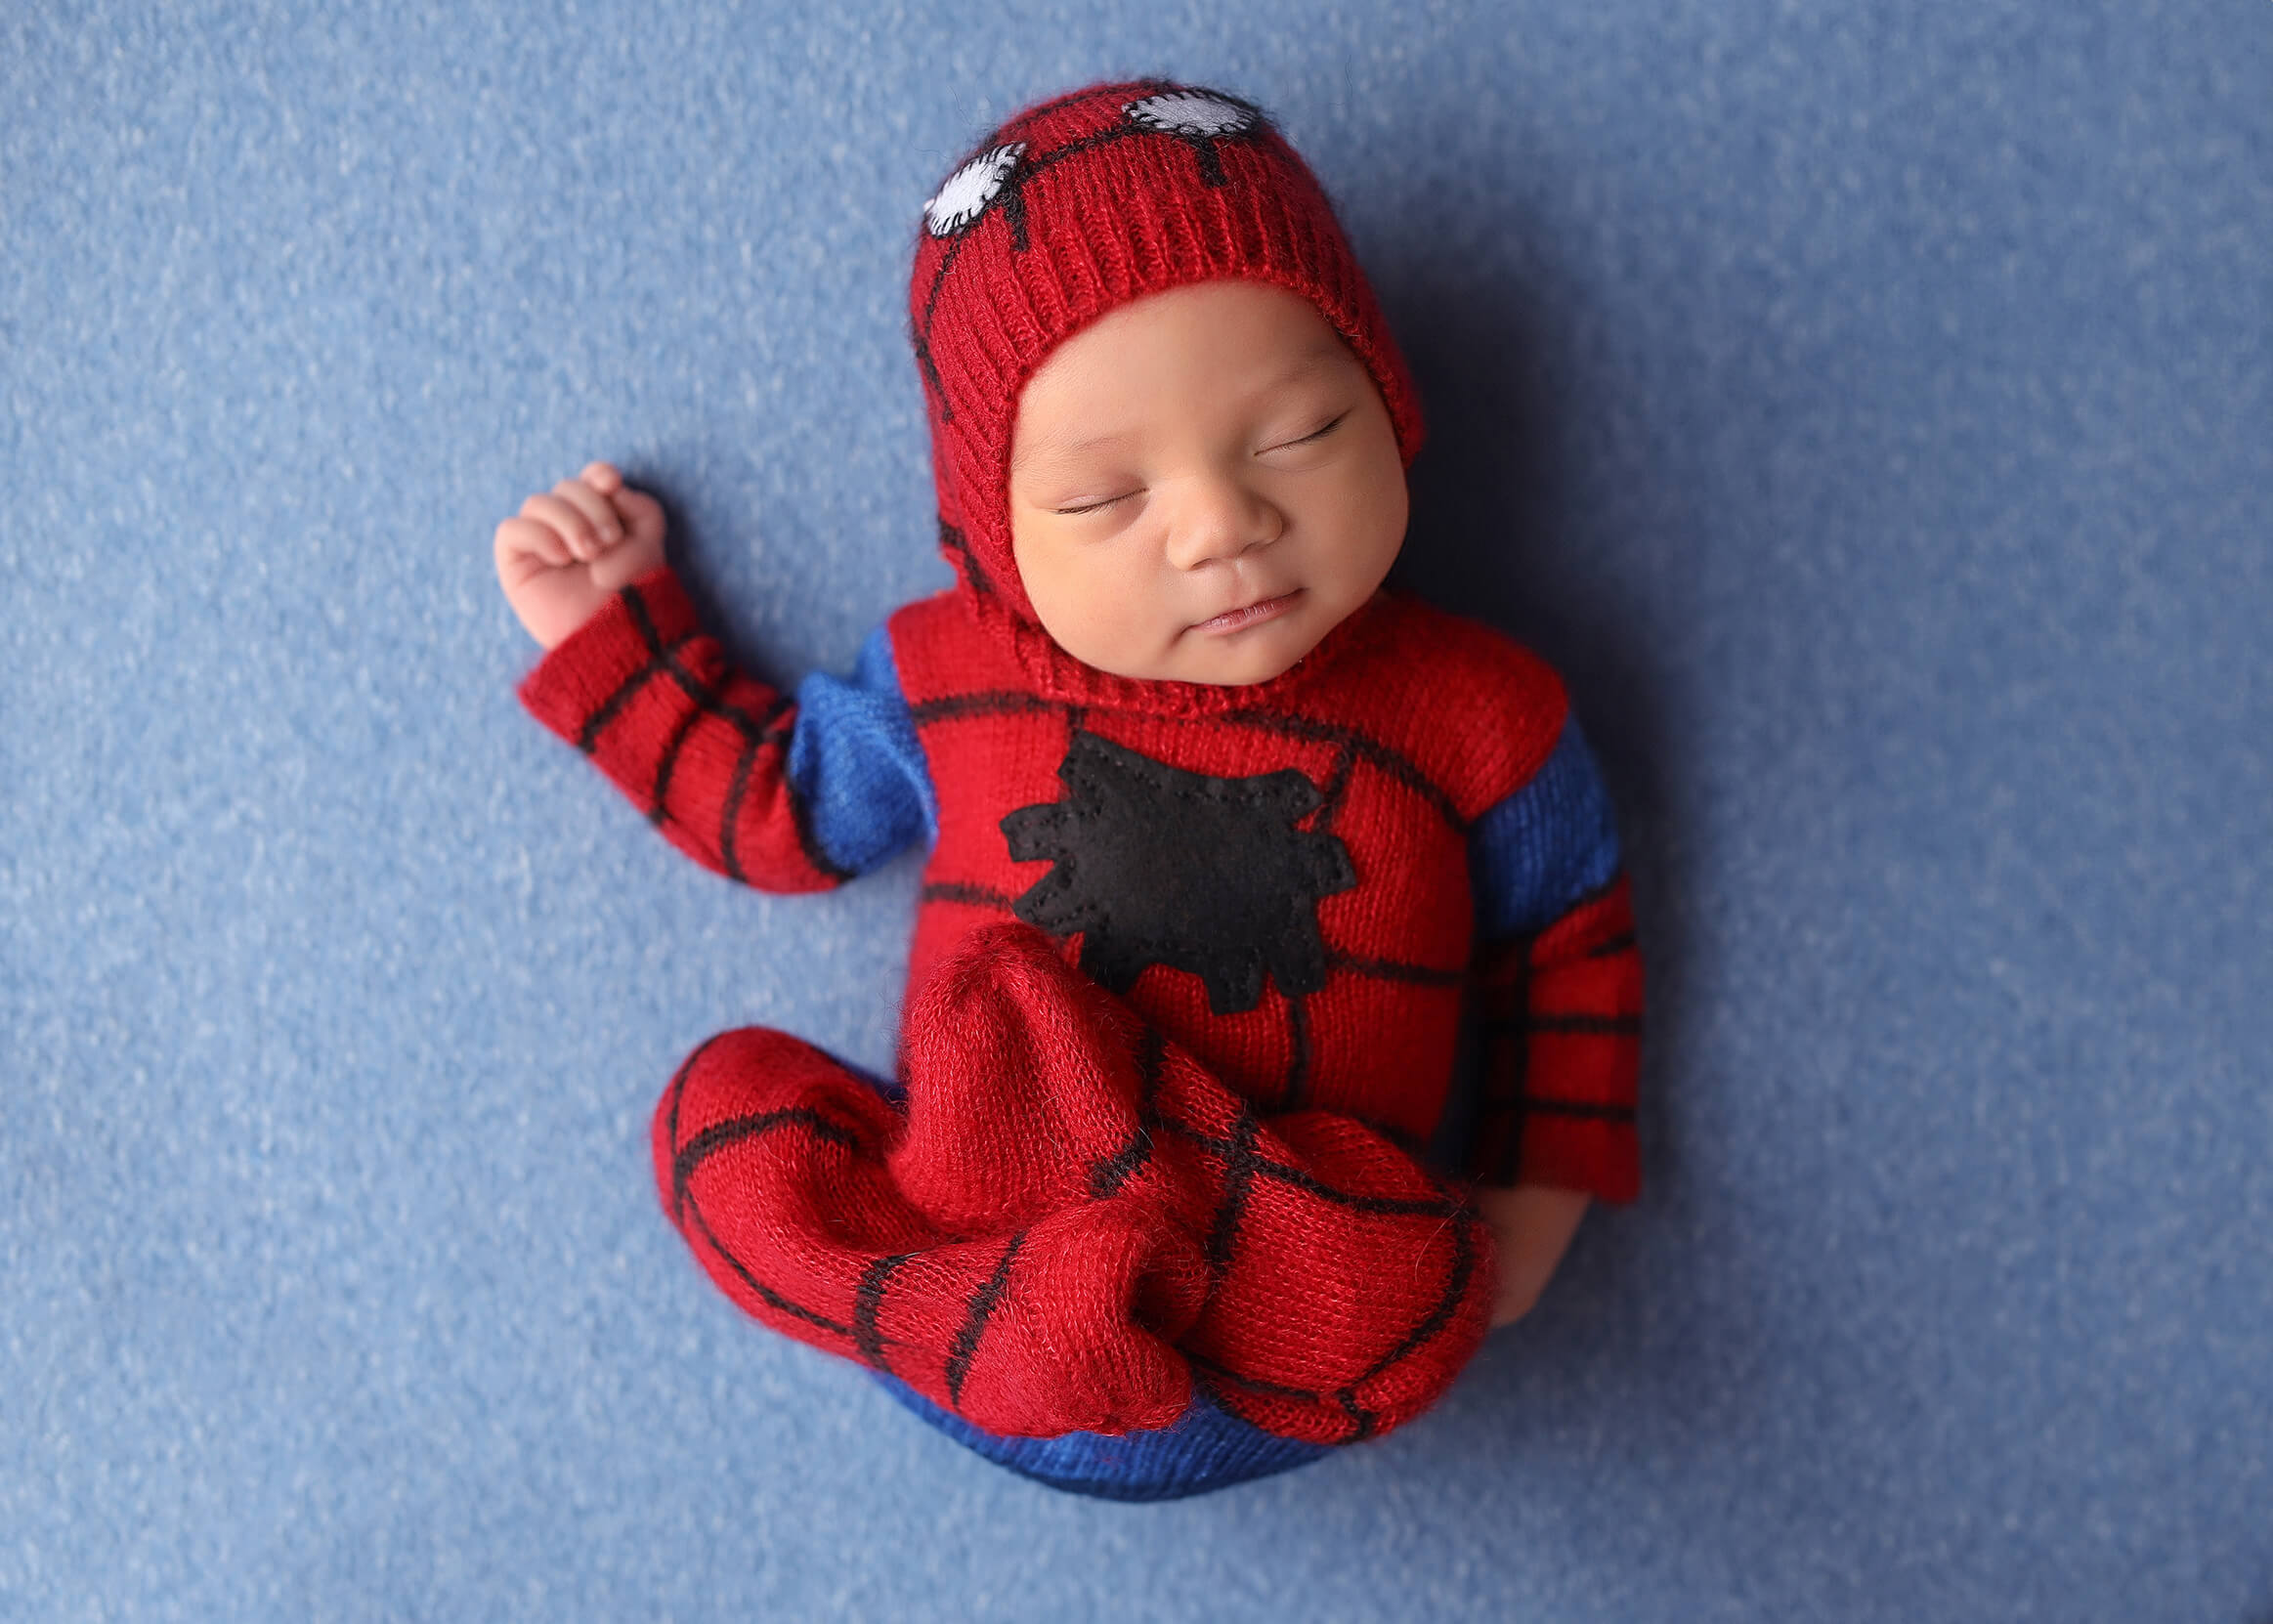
[911,80,1424,632]
[518,79,1646,1457]
[659,920,1492,1443]
[525,568,1643,1444]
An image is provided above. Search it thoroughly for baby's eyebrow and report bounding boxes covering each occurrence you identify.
[1014,426,1134,469]
[1267,339,1352,384]
[1011,339,1355,473]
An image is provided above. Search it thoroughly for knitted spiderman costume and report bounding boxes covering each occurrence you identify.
[518,83,1643,1500]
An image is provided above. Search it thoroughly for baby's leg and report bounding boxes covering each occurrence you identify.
[655,1024,1205,1438]
[898,923,1497,1447]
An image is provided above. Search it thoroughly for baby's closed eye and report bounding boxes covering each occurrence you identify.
[1265,410,1350,452]
[1052,490,1144,516]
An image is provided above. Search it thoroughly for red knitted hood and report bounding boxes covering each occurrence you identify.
[908,80,1423,714]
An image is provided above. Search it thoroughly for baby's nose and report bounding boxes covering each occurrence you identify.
[1166,478,1282,569]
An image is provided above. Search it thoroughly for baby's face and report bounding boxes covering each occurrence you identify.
[1008,280,1408,686]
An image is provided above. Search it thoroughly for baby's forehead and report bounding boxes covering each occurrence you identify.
[1014,357,1346,462]
[1010,285,1364,465]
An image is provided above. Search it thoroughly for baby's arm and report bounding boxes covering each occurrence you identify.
[1466,714,1645,1327]
[496,464,929,890]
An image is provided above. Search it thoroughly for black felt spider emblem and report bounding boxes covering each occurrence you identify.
[1001,731,1355,1014]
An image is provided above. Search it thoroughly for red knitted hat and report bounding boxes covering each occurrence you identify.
[911,80,1425,634]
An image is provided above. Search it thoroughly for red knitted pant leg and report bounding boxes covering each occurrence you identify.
[654,1022,1205,1439]
[896,922,1497,1446]
[657,921,1493,1447]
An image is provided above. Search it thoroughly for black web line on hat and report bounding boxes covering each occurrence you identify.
[914,91,1272,424]
[998,79,1177,141]
[936,520,995,599]
[923,82,1265,250]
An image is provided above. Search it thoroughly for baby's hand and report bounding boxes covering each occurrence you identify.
[1475,1183,1590,1328]
[493,462,668,649]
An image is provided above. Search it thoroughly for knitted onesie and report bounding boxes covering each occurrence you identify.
[518,82,1643,1501]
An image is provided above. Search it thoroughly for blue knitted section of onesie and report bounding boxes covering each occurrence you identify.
[1468,715,1622,941]
[872,1375,1330,1501]
[785,624,936,875]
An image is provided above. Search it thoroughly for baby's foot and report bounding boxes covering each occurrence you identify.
[654,1019,1205,1438]
[891,920,1157,1231]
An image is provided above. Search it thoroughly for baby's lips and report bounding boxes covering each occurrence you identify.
[1191,586,1303,632]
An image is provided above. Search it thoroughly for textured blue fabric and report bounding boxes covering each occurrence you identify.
[1469,715,1624,941]
[7,2,2270,1620]
[785,624,935,875]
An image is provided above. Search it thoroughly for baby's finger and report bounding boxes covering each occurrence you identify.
[580,461,623,495]
[553,477,623,547]
[494,515,571,573]
[610,485,665,547]
[520,491,600,562]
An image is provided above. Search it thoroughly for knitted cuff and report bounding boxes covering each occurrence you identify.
[517,567,699,746]
[1468,876,1645,1203]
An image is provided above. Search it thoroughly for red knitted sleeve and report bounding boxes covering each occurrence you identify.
[517,567,849,893]
[1469,876,1644,1201]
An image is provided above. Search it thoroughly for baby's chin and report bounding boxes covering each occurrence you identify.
[1151,626,1325,687]
[1183,649,1312,686]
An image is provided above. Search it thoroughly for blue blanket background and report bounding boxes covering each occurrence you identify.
[6,2,2268,1618]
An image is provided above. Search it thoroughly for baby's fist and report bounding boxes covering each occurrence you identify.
[494,462,668,649]
[1476,1183,1589,1328]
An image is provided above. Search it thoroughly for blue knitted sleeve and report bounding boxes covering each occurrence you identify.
[783,625,937,875]
[1468,713,1623,942]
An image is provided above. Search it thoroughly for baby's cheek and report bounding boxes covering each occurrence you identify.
[1073,549,1165,629]
[1020,546,1115,654]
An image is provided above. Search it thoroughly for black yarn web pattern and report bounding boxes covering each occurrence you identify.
[565,582,1639,1445]
[575,585,851,884]
[652,698,1482,1443]
[913,81,1269,424]
[906,687,1478,1114]
[663,1017,1481,1446]
[1001,730,1356,1015]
